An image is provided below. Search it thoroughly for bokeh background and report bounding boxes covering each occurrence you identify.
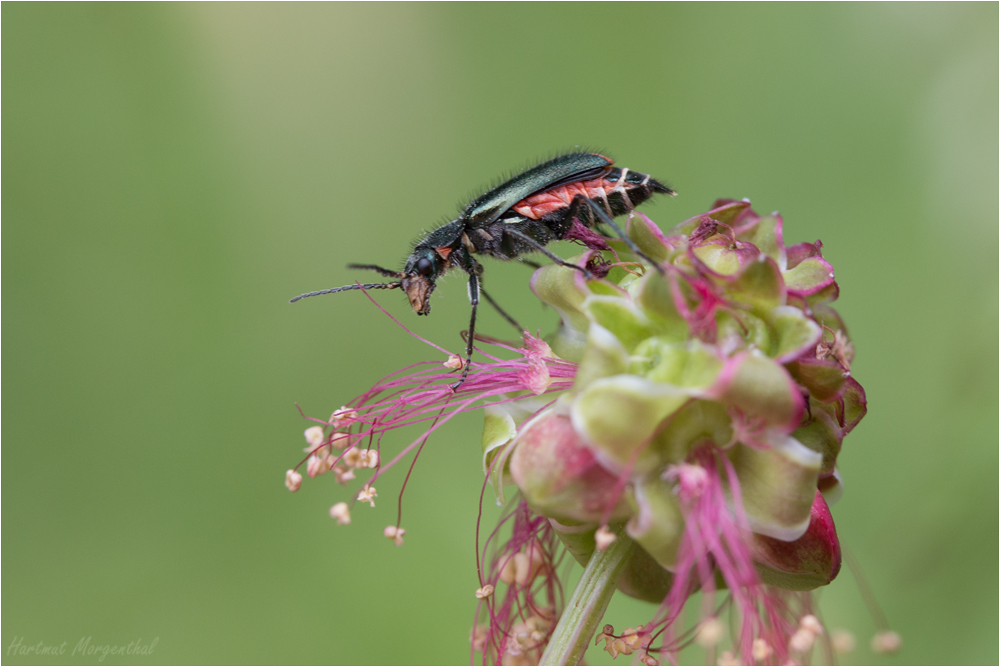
[3,4,996,665]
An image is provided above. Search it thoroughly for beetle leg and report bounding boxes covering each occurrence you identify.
[481,287,524,333]
[450,265,480,391]
[507,229,593,279]
[568,195,665,275]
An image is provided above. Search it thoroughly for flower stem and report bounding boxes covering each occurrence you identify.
[540,530,635,666]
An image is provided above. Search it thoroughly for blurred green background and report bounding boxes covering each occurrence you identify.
[3,3,997,665]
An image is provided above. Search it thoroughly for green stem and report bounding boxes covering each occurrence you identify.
[540,531,635,666]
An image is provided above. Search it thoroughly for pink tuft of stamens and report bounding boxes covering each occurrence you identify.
[662,462,710,504]
[517,332,555,395]
[644,447,803,665]
[288,292,577,504]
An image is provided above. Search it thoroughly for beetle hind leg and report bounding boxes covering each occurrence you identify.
[506,229,593,279]
[566,195,664,275]
[481,287,524,333]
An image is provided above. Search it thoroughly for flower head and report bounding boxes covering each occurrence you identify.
[286,199,892,665]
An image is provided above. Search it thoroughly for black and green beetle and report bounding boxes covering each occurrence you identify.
[291,152,674,388]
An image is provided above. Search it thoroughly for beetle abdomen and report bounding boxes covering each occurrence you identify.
[509,168,673,221]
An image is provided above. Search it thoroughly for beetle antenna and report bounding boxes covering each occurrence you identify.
[346,264,405,279]
[289,282,401,303]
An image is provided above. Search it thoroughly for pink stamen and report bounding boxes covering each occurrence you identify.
[642,447,802,664]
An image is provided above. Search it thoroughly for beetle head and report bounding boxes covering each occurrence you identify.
[402,248,444,315]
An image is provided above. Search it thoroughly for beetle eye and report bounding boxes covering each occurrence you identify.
[416,257,434,276]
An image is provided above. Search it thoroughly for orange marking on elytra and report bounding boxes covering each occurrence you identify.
[434,246,453,259]
[512,177,636,220]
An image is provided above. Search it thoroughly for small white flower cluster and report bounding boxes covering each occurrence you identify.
[503,613,553,664]
[498,542,548,588]
[294,413,380,492]
[383,525,405,546]
[788,614,825,654]
[597,624,653,661]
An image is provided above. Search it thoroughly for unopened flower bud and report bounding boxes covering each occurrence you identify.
[444,354,464,370]
[525,614,550,642]
[595,525,617,551]
[475,584,494,599]
[333,464,355,485]
[831,630,855,654]
[329,502,351,525]
[509,410,630,523]
[717,650,739,666]
[343,448,364,468]
[306,455,323,478]
[752,638,772,661]
[284,469,302,492]
[330,406,357,425]
[304,425,325,449]
[641,654,659,666]
[330,432,352,450]
[364,449,379,468]
[695,618,725,647]
[871,630,901,654]
[383,525,405,546]
[470,624,488,653]
[513,552,537,586]
[499,556,516,585]
[789,627,816,653]
[799,614,823,635]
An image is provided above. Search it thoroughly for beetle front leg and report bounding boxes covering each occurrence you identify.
[450,265,481,391]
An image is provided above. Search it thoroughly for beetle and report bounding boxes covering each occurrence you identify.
[291,152,674,388]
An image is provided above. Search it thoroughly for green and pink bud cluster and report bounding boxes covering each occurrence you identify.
[482,200,866,662]
[285,198,874,665]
